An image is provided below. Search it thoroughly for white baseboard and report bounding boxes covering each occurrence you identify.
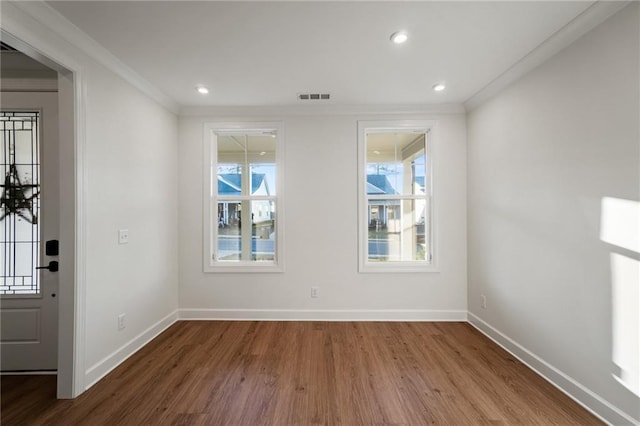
[81,309,462,391]
[467,312,638,426]
[179,308,467,322]
[84,309,178,390]
[80,308,637,425]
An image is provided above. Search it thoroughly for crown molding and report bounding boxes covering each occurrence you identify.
[8,1,623,117]
[8,1,180,114]
[180,103,466,117]
[464,1,631,111]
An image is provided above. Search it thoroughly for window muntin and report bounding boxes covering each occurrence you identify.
[359,123,435,272]
[204,124,282,272]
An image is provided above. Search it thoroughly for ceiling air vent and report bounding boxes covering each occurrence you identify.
[298,93,330,101]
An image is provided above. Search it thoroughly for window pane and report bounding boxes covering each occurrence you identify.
[216,201,242,261]
[217,163,243,196]
[367,199,427,262]
[216,134,277,196]
[248,134,276,196]
[216,200,276,262]
[251,200,276,261]
[412,151,428,196]
[366,132,425,197]
[250,163,276,196]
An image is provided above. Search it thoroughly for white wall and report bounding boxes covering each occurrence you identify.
[1,1,180,392]
[9,3,637,421]
[179,112,467,319]
[82,60,179,385]
[467,4,639,424]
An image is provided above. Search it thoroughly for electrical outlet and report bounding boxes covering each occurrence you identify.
[481,295,487,309]
[118,229,129,244]
[311,287,319,298]
[118,313,126,330]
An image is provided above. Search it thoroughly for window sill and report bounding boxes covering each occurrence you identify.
[359,262,440,274]
[204,262,284,274]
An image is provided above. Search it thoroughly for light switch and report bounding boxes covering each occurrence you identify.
[118,229,129,244]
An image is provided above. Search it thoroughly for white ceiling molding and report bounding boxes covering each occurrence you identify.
[180,103,466,117]
[464,1,630,111]
[1,78,58,92]
[9,1,179,114]
[47,2,594,108]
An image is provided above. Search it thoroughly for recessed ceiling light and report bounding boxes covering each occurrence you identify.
[196,86,209,95]
[432,83,446,92]
[390,31,408,44]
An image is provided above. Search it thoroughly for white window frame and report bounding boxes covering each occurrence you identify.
[358,120,438,273]
[203,122,284,273]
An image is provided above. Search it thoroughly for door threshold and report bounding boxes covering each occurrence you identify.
[1,370,57,375]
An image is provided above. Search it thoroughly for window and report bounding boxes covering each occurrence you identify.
[0,112,41,295]
[204,122,283,272]
[358,121,435,272]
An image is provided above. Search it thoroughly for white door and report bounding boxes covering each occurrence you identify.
[0,92,59,371]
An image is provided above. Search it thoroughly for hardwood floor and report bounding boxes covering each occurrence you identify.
[1,321,601,425]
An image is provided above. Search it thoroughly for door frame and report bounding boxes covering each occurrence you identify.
[1,93,60,372]
[1,23,87,398]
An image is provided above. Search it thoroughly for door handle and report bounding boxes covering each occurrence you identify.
[36,261,59,272]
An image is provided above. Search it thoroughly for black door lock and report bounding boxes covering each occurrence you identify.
[36,261,59,272]
[45,240,59,256]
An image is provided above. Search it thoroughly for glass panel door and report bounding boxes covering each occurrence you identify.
[0,112,41,295]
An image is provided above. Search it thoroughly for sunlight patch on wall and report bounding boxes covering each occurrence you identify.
[601,197,640,397]
[610,253,639,396]
[600,197,639,253]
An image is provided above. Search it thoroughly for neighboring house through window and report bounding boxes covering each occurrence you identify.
[358,121,436,272]
[203,122,283,272]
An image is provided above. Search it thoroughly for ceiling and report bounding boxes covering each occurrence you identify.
[46,1,595,108]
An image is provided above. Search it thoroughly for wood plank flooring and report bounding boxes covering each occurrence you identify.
[1,321,602,425]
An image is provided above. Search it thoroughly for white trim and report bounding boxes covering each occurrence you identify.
[7,1,179,114]
[181,103,466,117]
[84,310,178,390]
[71,72,87,398]
[202,121,285,273]
[464,1,631,111]
[0,4,89,399]
[179,309,467,322]
[357,120,439,273]
[467,312,639,426]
